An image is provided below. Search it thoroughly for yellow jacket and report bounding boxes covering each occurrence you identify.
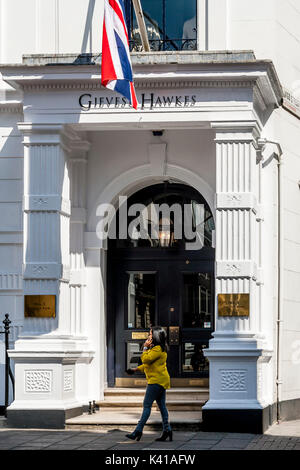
[137,345,170,389]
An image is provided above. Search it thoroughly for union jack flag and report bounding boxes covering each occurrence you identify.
[101,0,138,109]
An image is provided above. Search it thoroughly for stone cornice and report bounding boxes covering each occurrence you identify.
[16,78,259,92]
[1,53,282,109]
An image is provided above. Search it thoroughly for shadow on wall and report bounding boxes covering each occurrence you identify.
[81,0,96,55]
[72,0,98,65]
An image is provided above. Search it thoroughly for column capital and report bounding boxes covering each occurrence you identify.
[211,121,261,143]
[62,127,91,157]
[17,123,91,156]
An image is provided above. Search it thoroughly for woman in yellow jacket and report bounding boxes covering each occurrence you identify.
[126,326,172,442]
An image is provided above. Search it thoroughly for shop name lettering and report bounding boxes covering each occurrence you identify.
[79,93,197,110]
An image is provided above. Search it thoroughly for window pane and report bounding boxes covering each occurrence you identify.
[183,342,209,373]
[182,273,212,328]
[127,273,156,329]
[131,0,197,51]
[166,0,197,50]
[132,0,163,51]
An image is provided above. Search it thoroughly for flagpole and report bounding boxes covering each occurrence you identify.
[131,0,150,52]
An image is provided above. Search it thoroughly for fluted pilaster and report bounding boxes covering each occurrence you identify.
[213,124,262,337]
[69,136,90,336]
[20,124,71,334]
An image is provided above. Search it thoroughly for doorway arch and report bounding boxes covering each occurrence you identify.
[106,182,215,387]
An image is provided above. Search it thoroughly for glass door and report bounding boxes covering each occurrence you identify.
[162,259,214,383]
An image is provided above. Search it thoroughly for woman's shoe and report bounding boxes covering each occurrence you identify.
[125,430,143,441]
[155,430,173,442]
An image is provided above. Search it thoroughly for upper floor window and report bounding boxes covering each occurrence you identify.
[125,0,197,52]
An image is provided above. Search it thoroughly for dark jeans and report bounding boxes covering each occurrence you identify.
[135,383,171,433]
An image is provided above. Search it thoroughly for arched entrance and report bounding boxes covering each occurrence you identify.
[107,182,215,387]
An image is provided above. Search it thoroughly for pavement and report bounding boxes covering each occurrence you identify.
[0,419,300,450]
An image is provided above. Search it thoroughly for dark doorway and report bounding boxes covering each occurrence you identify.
[107,183,215,386]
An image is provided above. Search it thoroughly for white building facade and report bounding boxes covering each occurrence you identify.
[0,0,300,432]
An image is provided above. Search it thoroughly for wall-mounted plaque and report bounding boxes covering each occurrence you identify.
[169,326,180,345]
[218,294,249,317]
[131,332,148,340]
[24,295,56,318]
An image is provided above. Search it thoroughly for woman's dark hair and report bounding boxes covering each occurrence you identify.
[151,326,169,352]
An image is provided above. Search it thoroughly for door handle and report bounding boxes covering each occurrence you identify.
[169,326,180,346]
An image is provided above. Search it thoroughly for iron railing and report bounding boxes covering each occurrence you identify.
[0,314,15,417]
[129,38,197,52]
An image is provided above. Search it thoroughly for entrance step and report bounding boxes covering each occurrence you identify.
[65,388,208,431]
[65,410,203,431]
[98,387,209,411]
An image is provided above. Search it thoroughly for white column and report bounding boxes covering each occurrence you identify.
[203,124,271,428]
[7,125,94,428]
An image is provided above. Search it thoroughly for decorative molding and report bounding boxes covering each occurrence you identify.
[24,195,71,216]
[63,369,73,392]
[216,193,258,212]
[0,273,22,290]
[18,123,63,135]
[23,263,62,280]
[216,261,257,279]
[25,370,52,393]
[20,79,258,93]
[212,123,261,142]
[220,369,247,392]
[0,101,23,114]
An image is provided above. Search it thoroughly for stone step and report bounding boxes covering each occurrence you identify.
[104,387,209,401]
[66,387,207,430]
[98,387,209,411]
[99,387,208,411]
[97,400,206,411]
[65,409,203,431]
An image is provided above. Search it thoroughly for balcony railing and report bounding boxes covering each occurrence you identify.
[130,38,197,52]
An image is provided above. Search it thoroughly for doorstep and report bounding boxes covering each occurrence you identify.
[65,409,202,431]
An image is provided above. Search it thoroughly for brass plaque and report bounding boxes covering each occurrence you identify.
[169,326,180,345]
[115,378,147,387]
[134,380,147,386]
[189,379,205,386]
[218,294,249,317]
[132,332,148,340]
[24,295,56,318]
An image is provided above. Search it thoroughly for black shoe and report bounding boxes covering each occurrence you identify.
[155,430,173,442]
[125,431,143,441]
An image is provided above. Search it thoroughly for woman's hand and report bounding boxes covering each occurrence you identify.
[126,368,139,375]
[143,338,152,349]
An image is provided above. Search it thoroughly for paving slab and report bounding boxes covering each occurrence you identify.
[266,420,300,437]
[1,419,300,450]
